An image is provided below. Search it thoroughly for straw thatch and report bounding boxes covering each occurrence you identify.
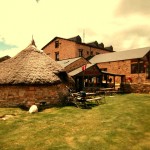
[0,55,11,63]
[0,40,66,85]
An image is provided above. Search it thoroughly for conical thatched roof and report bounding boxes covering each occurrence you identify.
[0,40,66,85]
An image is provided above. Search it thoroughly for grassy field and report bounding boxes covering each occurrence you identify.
[0,94,150,150]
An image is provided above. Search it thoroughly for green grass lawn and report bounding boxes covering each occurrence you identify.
[0,94,150,150]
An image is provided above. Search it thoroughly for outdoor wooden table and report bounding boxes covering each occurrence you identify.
[71,92,80,96]
[86,92,96,96]
[99,88,114,96]
[72,92,96,97]
[100,88,114,91]
[70,92,106,108]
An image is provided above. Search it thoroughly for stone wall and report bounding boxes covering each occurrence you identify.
[130,83,150,93]
[0,84,69,107]
[97,60,150,84]
[76,42,109,58]
[44,38,77,60]
[122,83,150,94]
[43,38,110,61]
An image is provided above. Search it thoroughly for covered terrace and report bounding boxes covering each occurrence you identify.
[69,64,125,92]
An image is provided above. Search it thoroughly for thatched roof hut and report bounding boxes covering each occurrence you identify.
[0,40,65,85]
[0,40,74,107]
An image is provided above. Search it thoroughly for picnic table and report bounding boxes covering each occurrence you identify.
[99,88,114,91]
[70,92,105,108]
[99,88,116,96]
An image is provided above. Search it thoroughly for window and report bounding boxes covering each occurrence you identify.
[55,41,59,48]
[79,49,83,57]
[131,61,145,74]
[55,52,59,61]
[87,51,89,55]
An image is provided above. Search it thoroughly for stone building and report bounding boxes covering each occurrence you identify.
[0,40,74,107]
[89,47,150,93]
[42,35,150,93]
[90,47,150,84]
[58,59,125,92]
[42,35,114,61]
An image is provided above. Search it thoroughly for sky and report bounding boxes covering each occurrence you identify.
[0,0,150,57]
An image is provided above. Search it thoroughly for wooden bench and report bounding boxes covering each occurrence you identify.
[86,96,105,104]
[72,96,105,108]
[105,90,124,96]
[96,89,123,96]
[70,92,106,108]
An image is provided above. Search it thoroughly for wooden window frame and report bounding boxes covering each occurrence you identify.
[55,41,59,48]
[55,52,59,61]
[79,49,83,57]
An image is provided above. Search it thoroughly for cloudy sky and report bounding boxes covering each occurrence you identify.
[0,0,150,57]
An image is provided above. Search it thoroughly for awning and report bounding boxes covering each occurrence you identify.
[101,71,125,77]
